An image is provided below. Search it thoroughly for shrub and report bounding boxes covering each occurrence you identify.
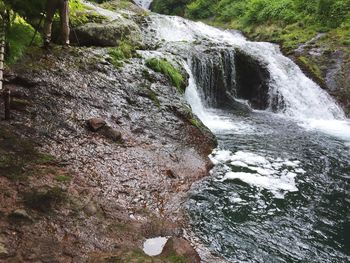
[6,15,41,64]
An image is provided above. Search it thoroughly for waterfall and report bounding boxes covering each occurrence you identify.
[190,48,236,109]
[145,14,346,121]
[134,0,153,9]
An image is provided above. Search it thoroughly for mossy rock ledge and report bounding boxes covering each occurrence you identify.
[74,17,142,47]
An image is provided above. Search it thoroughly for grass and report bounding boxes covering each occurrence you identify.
[145,58,185,93]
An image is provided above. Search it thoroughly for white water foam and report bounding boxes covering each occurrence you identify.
[210,149,305,199]
[300,119,350,143]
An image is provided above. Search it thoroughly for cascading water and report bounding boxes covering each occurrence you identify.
[134,3,350,262]
[134,0,153,9]
[145,14,346,121]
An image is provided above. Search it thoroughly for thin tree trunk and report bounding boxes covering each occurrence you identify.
[0,11,5,92]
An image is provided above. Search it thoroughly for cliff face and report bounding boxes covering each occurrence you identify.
[0,4,216,262]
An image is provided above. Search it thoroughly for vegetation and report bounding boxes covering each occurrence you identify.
[1,0,104,64]
[108,39,136,68]
[151,0,192,16]
[146,58,185,92]
[152,0,350,52]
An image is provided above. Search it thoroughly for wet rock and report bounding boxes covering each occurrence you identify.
[235,50,270,110]
[84,202,98,216]
[161,237,200,263]
[8,209,33,223]
[0,237,8,258]
[87,118,106,132]
[165,169,176,179]
[74,18,142,47]
[99,126,122,142]
[191,47,270,111]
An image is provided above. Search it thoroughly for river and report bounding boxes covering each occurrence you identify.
[136,1,350,262]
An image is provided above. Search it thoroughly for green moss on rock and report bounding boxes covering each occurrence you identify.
[146,58,185,93]
[108,40,137,68]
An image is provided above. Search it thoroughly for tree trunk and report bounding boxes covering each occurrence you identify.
[0,11,5,92]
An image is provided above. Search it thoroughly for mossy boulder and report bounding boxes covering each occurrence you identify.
[74,17,142,47]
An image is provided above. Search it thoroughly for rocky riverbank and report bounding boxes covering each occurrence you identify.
[0,2,217,262]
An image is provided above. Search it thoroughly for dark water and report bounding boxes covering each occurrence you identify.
[187,110,350,263]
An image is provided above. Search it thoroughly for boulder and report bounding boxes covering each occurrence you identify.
[84,201,98,216]
[161,237,200,263]
[74,18,142,47]
[87,118,106,132]
[0,238,8,258]
[8,209,33,223]
[99,126,122,142]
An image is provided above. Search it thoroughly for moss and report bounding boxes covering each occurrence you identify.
[145,58,185,93]
[55,175,72,183]
[142,69,154,82]
[108,40,136,68]
[23,187,67,212]
[189,118,201,129]
[297,55,323,81]
[141,86,161,107]
[101,0,133,11]
[164,252,187,263]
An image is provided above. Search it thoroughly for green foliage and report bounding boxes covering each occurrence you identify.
[150,0,350,53]
[297,55,323,80]
[146,58,185,92]
[6,15,41,64]
[186,0,217,19]
[182,0,350,30]
[152,0,192,16]
[4,0,45,20]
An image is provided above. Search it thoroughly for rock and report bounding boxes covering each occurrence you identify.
[235,50,270,110]
[165,170,176,179]
[8,209,33,223]
[74,17,142,47]
[99,126,122,142]
[87,118,106,132]
[161,237,200,263]
[0,238,8,258]
[84,202,98,216]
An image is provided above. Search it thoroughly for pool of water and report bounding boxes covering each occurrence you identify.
[187,110,350,262]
